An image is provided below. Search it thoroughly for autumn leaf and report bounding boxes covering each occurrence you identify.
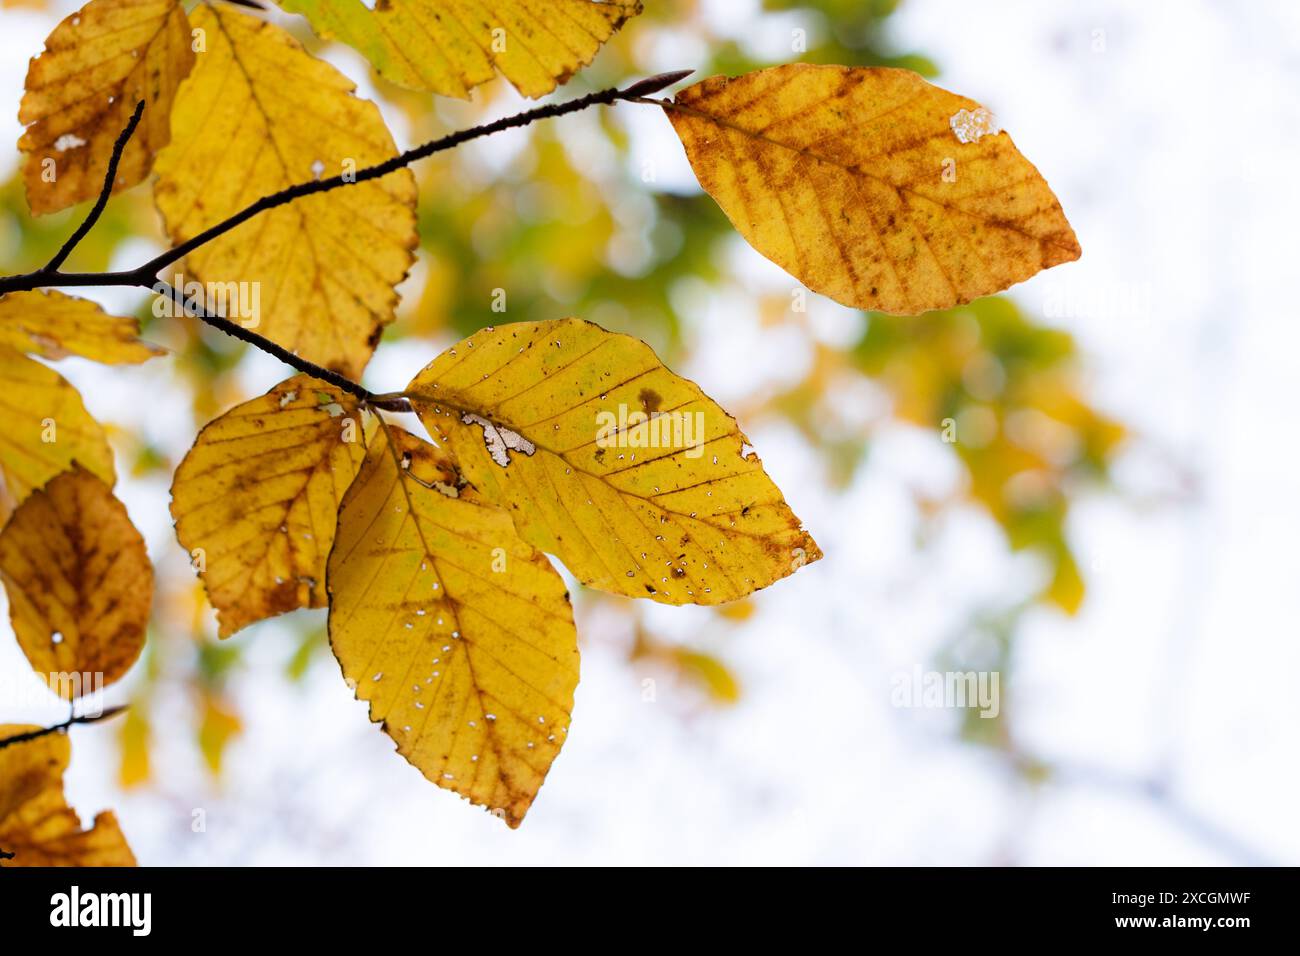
[197,691,242,775]
[171,376,365,638]
[406,319,821,605]
[0,347,115,519]
[153,4,418,379]
[0,466,151,697]
[19,0,195,215]
[279,0,642,98]
[664,64,1080,314]
[0,290,162,363]
[0,726,136,866]
[327,422,578,827]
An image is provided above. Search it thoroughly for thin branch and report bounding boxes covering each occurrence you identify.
[45,99,145,273]
[132,70,693,282]
[147,277,410,410]
[0,704,127,752]
[0,71,693,399]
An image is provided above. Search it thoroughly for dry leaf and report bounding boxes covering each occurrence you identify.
[171,376,365,638]
[19,0,195,215]
[279,0,642,98]
[153,4,418,379]
[0,346,115,517]
[665,64,1080,314]
[406,318,821,605]
[0,466,151,697]
[0,290,162,364]
[327,422,578,826]
[0,725,136,866]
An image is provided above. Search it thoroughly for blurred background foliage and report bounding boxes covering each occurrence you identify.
[0,0,1124,799]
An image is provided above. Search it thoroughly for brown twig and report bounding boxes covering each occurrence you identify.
[44,99,145,273]
[0,71,693,399]
[0,704,128,752]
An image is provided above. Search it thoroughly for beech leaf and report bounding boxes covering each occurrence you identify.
[664,64,1081,314]
[170,376,366,638]
[406,318,821,605]
[327,422,579,826]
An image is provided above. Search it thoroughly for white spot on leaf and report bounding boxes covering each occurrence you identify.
[950,107,1001,144]
[460,412,535,467]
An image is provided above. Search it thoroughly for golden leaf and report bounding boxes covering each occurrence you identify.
[406,318,821,605]
[0,466,151,697]
[0,290,162,364]
[0,346,115,517]
[665,64,1081,314]
[153,4,418,379]
[170,376,365,638]
[19,0,195,215]
[279,0,642,98]
[327,422,578,826]
[0,726,136,866]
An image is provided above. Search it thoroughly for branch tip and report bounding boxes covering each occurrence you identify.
[619,70,695,100]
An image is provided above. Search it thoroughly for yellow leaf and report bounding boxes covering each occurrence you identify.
[197,692,242,775]
[279,0,642,98]
[0,346,115,517]
[665,64,1080,314]
[170,376,366,638]
[118,706,151,788]
[406,319,821,605]
[674,648,740,704]
[0,466,151,697]
[153,5,418,379]
[0,726,136,866]
[1045,547,1085,616]
[0,290,162,364]
[19,0,195,215]
[328,422,578,827]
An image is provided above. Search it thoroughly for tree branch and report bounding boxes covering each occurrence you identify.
[131,70,693,282]
[0,71,692,401]
[44,99,145,273]
[0,705,127,752]
[147,277,410,410]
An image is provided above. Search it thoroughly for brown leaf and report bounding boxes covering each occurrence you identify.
[19,0,195,215]
[0,466,151,697]
[0,726,136,866]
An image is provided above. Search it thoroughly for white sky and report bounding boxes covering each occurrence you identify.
[1,0,1297,865]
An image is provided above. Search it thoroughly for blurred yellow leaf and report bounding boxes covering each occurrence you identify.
[665,64,1080,314]
[118,706,151,788]
[674,648,740,704]
[0,466,151,697]
[1045,547,1084,616]
[171,376,366,638]
[197,693,242,776]
[715,597,756,622]
[153,4,417,379]
[18,0,194,215]
[408,318,821,605]
[279,0,642,98]
[0,725,136,866]
[0,290,162,364]
[328,422,578,827]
